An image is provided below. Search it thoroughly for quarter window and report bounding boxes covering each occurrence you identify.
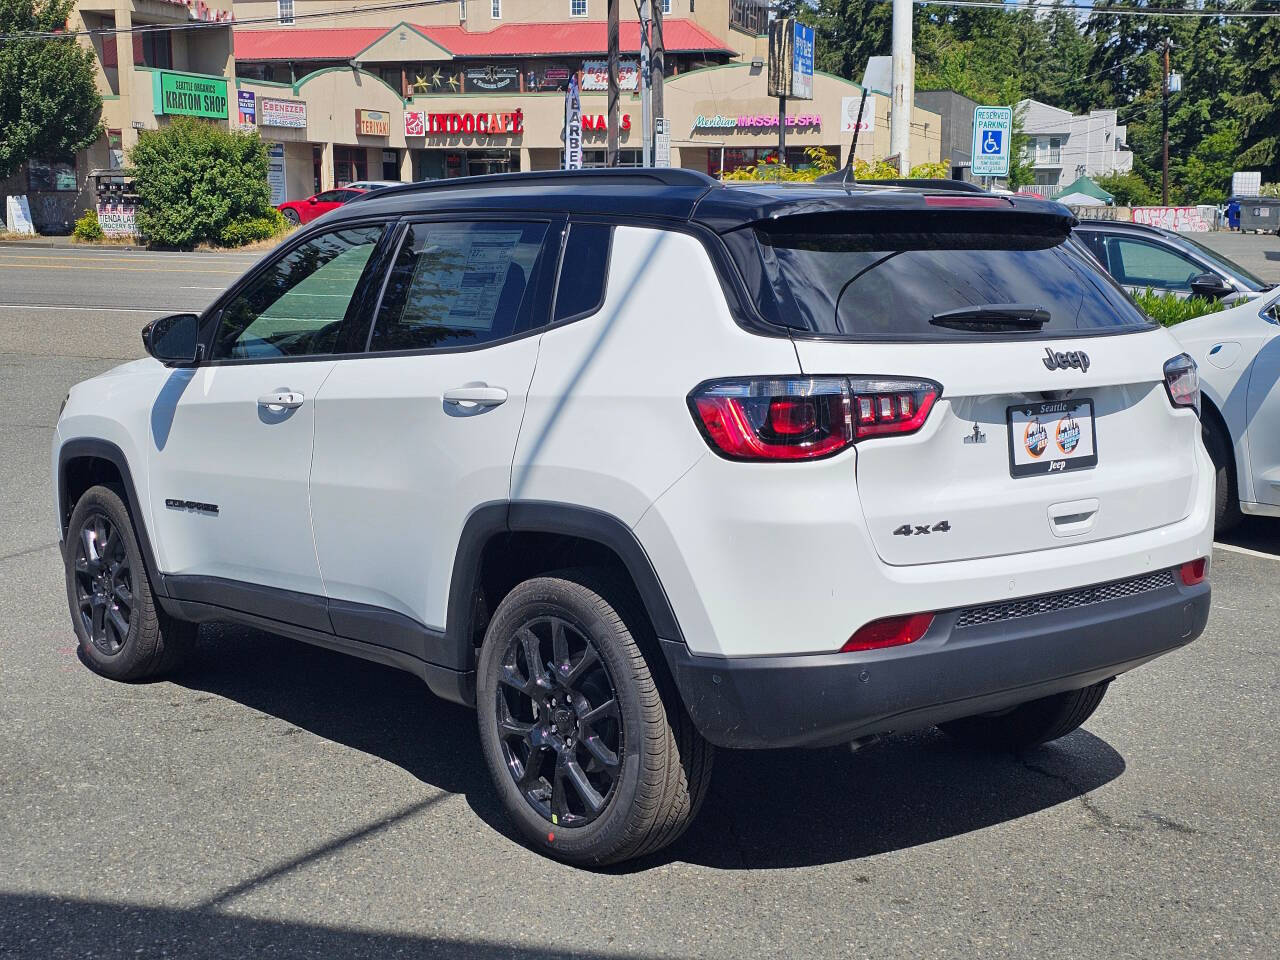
[370,221,550,352]
[278,0,294,24]
[211,226,384,360]
[554,224,611,322]
[1106,237,1204,291]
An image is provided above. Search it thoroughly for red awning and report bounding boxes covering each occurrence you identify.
[234,19,733,62]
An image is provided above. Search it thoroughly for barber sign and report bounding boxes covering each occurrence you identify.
[564,73,583,170]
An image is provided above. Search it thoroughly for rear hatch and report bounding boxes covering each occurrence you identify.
[728,200,1199,565]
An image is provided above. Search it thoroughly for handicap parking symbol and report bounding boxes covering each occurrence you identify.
[982,129,1004,154]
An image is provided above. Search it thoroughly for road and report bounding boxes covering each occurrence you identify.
[1,242,1277,959]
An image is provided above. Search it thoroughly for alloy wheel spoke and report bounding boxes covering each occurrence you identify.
[102,526,120,563]
[578,696,617,727]
[113,582,133,609]
[517,627,550,692]
[80,528,102,575]
[518,745,548,792]
[551,620,570,672]
[107,607,129,644]
[563,757,606,814]
[90,597,106,638]
[550,761,570,819]
[564,645,599,686]
[581,734,620,772]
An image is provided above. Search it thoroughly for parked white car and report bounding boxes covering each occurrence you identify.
[1172,292,1280,531]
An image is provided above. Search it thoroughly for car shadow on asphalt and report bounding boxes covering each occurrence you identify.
[174,623,1126,873]
[1216,515,1280,557]
[0,891,662,960]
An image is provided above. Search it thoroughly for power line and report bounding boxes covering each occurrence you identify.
[912,1,1280,18]
[0,0,454,42]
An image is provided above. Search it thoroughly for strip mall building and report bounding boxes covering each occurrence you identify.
[2,0,942,230]
[232,0,942,200]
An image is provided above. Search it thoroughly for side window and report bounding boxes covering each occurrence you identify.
[554,223,611,323]
[369,221,549,352]
[314,190,344,202]
[211,225,384,360]
[1109,238,1202,291]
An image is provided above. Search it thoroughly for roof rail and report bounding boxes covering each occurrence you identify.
[349,167,720,203]
[813,171,991,193]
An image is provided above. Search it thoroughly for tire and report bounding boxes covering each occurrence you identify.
[64,484,195,681]
[282,208,300,226]
[1202,416,1243,535]
[938,681,1110,751]
[475,570,713,866]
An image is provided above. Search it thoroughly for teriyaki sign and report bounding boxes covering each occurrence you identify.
[155,71,228,120]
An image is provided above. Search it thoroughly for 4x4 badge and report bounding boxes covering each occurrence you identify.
[1042,347,1091,372]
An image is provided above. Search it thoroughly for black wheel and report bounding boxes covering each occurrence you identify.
[476,571,713,866]
[282,208,301,226]
[1202,416,1242,534]
[939,681,1110,751]
[65,485,194,681]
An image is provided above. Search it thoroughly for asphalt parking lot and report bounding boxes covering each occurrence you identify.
[1,240,1277,959]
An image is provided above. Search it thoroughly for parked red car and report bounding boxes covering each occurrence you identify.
[278,181,401,226]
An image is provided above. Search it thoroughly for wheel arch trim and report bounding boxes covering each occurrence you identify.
[57,437,167,598]
[445,501,687,673]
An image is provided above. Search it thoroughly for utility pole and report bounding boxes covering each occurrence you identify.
[651,0,664,143]
[890,0,913,175]
[607,0,619,165]
[638,0,652,167]
[1162,37,1170,206]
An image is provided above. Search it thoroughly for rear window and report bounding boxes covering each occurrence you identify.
[742,212,1152,340]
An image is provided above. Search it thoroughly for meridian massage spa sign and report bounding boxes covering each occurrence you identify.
[693,114,821,132]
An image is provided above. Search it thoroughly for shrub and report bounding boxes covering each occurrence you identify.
[217,208,288,247]
[129,116,273,249]
[1094,172,1157,207]
[71,209,104,242]
[1133,289,1229,326]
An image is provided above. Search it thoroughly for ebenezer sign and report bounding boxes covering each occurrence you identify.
[155,71,228,120]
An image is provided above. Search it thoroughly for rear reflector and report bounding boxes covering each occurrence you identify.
[841,613,935,652]
[1179,558,1207,586]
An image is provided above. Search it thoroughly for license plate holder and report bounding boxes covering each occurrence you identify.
[1007,399,1098,478]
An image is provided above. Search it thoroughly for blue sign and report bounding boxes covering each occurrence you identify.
[972,105,1013,177]
[791,21,814,99]
[237,89,255,126]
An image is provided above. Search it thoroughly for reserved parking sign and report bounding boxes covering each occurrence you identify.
[972,106,1013,177]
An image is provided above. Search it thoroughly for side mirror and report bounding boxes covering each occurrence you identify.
[142,313,201,366]
[1190,273,1233,300]
[308,196,318,204]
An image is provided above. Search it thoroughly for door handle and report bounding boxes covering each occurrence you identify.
[257,391,305,410]
[443,385,508,407]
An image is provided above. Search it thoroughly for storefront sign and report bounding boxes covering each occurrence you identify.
[96,203,137,237]
[156,71,228,119]
[768,18,814,101]
[840,95,875,133]
[404,110,524,136]
[260,98,307,128]
[266,143,286,205]
[356,109,391,136]
[465,65,521,92]
[237,90,256,126]
[693,114,821,131]
[581,59,639,92]
[564,74,583,170]
[530,65,571,91]
[581,114,632,132]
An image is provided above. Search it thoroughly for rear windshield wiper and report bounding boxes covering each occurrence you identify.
[930,303,1050,333]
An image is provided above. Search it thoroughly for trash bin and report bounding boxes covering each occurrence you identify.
[1238,199,1280,234]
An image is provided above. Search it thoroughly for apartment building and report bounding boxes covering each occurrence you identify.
[1018,98,1133,194]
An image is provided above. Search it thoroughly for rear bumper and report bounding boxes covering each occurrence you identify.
[660,573,1210,749]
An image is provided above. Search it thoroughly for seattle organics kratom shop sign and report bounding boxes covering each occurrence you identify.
[154,71,229,120]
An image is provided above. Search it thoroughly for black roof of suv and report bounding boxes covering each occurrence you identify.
[341,169,1076,234]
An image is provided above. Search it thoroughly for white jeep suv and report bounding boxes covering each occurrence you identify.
[53,170,1213,866]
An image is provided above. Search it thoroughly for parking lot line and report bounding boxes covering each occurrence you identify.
[1213,541,1280,561]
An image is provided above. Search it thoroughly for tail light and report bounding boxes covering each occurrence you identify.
[688,376,940,462]
[1163,354,1200,413]
[841,613,935,652]
[1179,558,1207,586]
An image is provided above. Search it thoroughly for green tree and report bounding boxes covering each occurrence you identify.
[1230,0,1280,180]
[0,0,103,181]
[1095,171,1158,205]
[129,117,273,249]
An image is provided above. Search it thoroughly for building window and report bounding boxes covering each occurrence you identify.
[460,0,466,18]
[491,0,501,18]
[28,157,77,192]
[570,0,587,16]
[278,0,294,24]
[134,30,172,69]
[98,17,117,69]
[334,146,368,187]
[730,0,768,35]
[662,0,671,12]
